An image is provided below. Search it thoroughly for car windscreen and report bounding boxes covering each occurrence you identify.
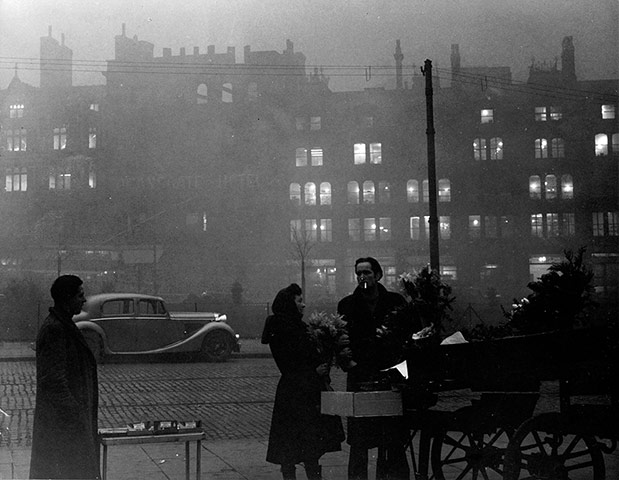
[101,299,134,316]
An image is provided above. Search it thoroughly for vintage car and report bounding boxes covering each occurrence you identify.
[73,293,240,362]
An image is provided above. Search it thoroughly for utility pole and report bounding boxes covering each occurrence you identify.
[422,59,440,272]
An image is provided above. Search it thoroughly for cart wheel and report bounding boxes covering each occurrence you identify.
[503,412,605,480]
[431,426,511,479]
[201,331,232,362]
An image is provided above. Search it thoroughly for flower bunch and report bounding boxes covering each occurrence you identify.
[306,311,348,367]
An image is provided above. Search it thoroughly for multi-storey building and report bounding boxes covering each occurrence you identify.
[0,27,617,318]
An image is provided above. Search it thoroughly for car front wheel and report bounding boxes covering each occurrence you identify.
[201,331,232,362]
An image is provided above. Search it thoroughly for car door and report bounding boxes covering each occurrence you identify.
[97,298,136,352]
[133,298,184,351]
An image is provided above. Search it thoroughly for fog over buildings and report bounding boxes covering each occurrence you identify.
[0,0,617,334]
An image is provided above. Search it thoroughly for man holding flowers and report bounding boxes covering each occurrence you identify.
[337,257,412,480]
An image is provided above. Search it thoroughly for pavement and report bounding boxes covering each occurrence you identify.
[1,340,618,479]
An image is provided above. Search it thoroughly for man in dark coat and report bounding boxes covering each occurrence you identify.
[337,257,411,480]
[30,275,100,479]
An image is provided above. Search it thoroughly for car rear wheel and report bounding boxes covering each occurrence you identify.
[82,330,104,363]
[201,331,232,362]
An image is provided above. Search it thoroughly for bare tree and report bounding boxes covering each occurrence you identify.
[289,222,315,301]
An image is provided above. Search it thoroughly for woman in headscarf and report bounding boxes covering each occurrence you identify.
[262,284,344,480]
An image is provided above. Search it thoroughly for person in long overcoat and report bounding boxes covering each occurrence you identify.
[262,283,344,480]
[337,257,412,480]
[30,275,100,480]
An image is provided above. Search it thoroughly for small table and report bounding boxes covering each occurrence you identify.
[99,431,205,480]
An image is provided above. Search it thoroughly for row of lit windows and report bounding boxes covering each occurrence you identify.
[289,213,618,242]
[4,168,97,192]
[289,179,452,206]
[479,104,616,124]
[4,127,98,152]
[295,143,382,167]
[595,133,619,156]
[529,174,573,199]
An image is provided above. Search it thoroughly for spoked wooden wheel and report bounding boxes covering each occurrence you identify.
[503,412,605,480]
[431,427,512,479]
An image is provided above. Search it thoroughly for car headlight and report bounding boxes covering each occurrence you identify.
[215,314,227,322]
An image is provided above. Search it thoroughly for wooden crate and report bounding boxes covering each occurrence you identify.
[321,391,403,417]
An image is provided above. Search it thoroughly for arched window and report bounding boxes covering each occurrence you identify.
[407,180,419,202]
[304,183,316,205]
[535,138,548,158]
[378,181,390,203]
[551,138,565,158]
[561,175,573,199]
[438,179,451,202]
[319,182,331,205]
[362,181,375,204]
[595,133,608,156]
[473,138,487,160]
[529,175,541,199]
[545,175,557,199]
[490,137,503,160]
[422,179,429,202]
[222,82,233,103]
[347,181,359,204]
[289,183,301,205]
[197,83,208,104]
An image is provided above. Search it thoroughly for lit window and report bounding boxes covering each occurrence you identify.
[304,183,316,205]
[290,219,302,241]
[545,175,557,200]
[529,175,541,199]
[53,126,67,150]
[319,182,331,205]
[222,83,233,103]
[320,219,332,242]
[347,181,359,204]
[535,138,548,159]
[484,216,497,238]
[348,218,361,241]
[89,167,97,189]
[305,219,318,241]
[407,180,419,202]
[89,103,99,112]
[468,215,481,238]
[363,218,376,241]
[602,104,616,119]
[197,84,208,104]
[9,104,24,118]
[295,148,307,166]
[5,168,27,192]
[369,143,382,164]
[422,179,429,203]
[439,216,451,240]
[424,216,430,239]
[561,213,575,236]
[438,179,451,202]
[6,128,27,151]
[88,127,97,149]
[592,212,605,236]
[490,137,503,160]
[295,117,306,131]
[290,183,301,205]
[549,106,562,121]
[202,213,208,232]
[310,116,321,131]
[473,138,487,160]
[378,181,390,204]
[612,133,619,155]
[595,134,608,156]
[535,107,547,121]
[49,172,71,190]
[441,265,457,281]
[354,143,366,164]
[480,109,493,124]
[531,213,543,237]
[310,148,323,166]
[409,216,420,240]
[362,181,375,204]
[379,217,391,241]
[546,213,559,237]
[551,138,564,158]
[561,175,573,199]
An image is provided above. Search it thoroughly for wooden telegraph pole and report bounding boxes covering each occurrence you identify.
[421,59,440,272]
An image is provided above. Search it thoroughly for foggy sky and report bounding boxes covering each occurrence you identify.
[0,0,618,92]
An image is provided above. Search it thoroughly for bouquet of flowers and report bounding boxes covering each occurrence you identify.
[306,311,351,368]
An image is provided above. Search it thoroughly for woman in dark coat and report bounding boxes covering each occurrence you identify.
[30,275,100,479]
[262,284,344,480]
